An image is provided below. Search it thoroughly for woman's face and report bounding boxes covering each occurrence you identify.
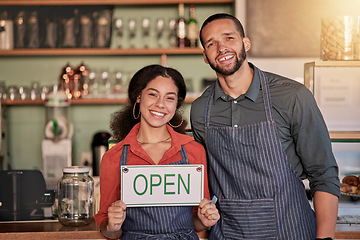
[138,76,178,128]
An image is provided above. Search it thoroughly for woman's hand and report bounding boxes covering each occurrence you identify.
[107,200,127,232]
[196,198,220,229]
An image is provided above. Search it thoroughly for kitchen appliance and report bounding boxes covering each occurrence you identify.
[42,86,73,190]
[91,132,110,176]
[0,170,54,221]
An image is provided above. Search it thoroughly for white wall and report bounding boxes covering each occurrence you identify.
[235,0,318,84]
[248,57,319,84]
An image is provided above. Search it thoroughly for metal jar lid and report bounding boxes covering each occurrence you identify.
[63,166,90,173]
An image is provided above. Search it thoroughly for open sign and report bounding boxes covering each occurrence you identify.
[121,165,204,207]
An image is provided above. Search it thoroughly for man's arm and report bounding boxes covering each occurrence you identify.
[292,86,340,239]
[313,191,338,239]
[190,98,206,145]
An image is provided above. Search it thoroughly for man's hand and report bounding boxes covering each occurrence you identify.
[197,198,220,228]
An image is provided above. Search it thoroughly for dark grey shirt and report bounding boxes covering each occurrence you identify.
[190,63,340,197]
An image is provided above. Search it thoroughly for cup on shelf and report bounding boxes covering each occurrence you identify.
[0,81,6,100]
[100,70,112,97]
[88,71,100,98]
[141,17,151,48]
[30,81,41,100]
[114,18,124,48]
[168,18,177,48]
[113,71,123,94]
[18,86,30,100]
[7,85,19,100]
[156,18,165,48]
[40,86,50,100]
[128,18,137,48]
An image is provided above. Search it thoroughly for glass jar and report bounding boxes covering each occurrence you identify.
[321,16,360,60]
[58,166,94,226]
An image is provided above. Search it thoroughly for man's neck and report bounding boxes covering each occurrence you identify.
[217,61,254,99]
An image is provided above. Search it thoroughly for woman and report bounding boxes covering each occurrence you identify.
[94,64,219,239]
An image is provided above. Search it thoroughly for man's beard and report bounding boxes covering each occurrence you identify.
[207,45,247,76]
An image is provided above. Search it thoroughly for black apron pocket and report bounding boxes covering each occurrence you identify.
[220,198,277,240]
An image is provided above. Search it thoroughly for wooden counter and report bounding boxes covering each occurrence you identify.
[336,231,360,239]
[0,219,209,239]
[0,219,104,240]
[0,219,359,239]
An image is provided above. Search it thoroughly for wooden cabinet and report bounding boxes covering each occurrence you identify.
[0,0,233,5]
[0,0,234,105]
[0,0,233,57]
[0,47,203,56]
[1,96,199,105]
[0,0,234,170]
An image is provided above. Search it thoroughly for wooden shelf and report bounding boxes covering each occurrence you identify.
[0,0,233,5]
[329,131,360,142]
[1,98,127,105]
[1,96,199,105]
[305,60,360,68]
[3,99,360,141]
[0,48,204,56]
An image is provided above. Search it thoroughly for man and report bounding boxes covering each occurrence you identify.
[190,13,340,240]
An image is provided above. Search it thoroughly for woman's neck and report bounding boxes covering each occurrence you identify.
[136,124,171,144]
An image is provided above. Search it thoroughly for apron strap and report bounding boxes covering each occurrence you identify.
[204,85,216,128]
[180,145,189,164]
[258,70,275,123]
[120,144,189,166]
[120,145,129,166]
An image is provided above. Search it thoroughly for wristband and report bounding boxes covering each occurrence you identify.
[315,238,333,240]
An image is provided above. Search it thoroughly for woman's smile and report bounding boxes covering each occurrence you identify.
[150,110,166,118]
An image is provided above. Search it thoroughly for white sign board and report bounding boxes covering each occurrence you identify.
[121,165,204,207]
[314,67,360,131]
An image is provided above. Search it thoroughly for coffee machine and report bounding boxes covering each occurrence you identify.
[42,86,73,190]
[0,170,54,221]
[92,132,110,176]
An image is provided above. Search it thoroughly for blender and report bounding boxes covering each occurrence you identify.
[42,86,73,190]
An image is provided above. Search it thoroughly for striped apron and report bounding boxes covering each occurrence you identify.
[119,145,199,240]
[205,70,316,240]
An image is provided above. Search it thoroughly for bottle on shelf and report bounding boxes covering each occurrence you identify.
[176,3,187,48]
[59,63,75,99]
[187,4,199,48]
[76,62,90,97]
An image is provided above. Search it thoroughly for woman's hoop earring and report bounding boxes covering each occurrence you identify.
[168,115,184,128]
[133,102,140,119]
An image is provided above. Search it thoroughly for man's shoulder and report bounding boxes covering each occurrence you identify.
[265,71,305,90]
[192,84,213,106]
[263,71,312,100]
[263,70,315,108]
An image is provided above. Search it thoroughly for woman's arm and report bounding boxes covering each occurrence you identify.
[99,200,127,239]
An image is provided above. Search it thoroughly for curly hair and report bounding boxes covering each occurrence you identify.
[110,64,188,141]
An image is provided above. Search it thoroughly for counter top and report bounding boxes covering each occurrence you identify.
[0,219,209,239]
[0,219,104,240]
[0,219,359,239]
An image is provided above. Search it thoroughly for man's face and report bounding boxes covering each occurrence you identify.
[201,19,249,76]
